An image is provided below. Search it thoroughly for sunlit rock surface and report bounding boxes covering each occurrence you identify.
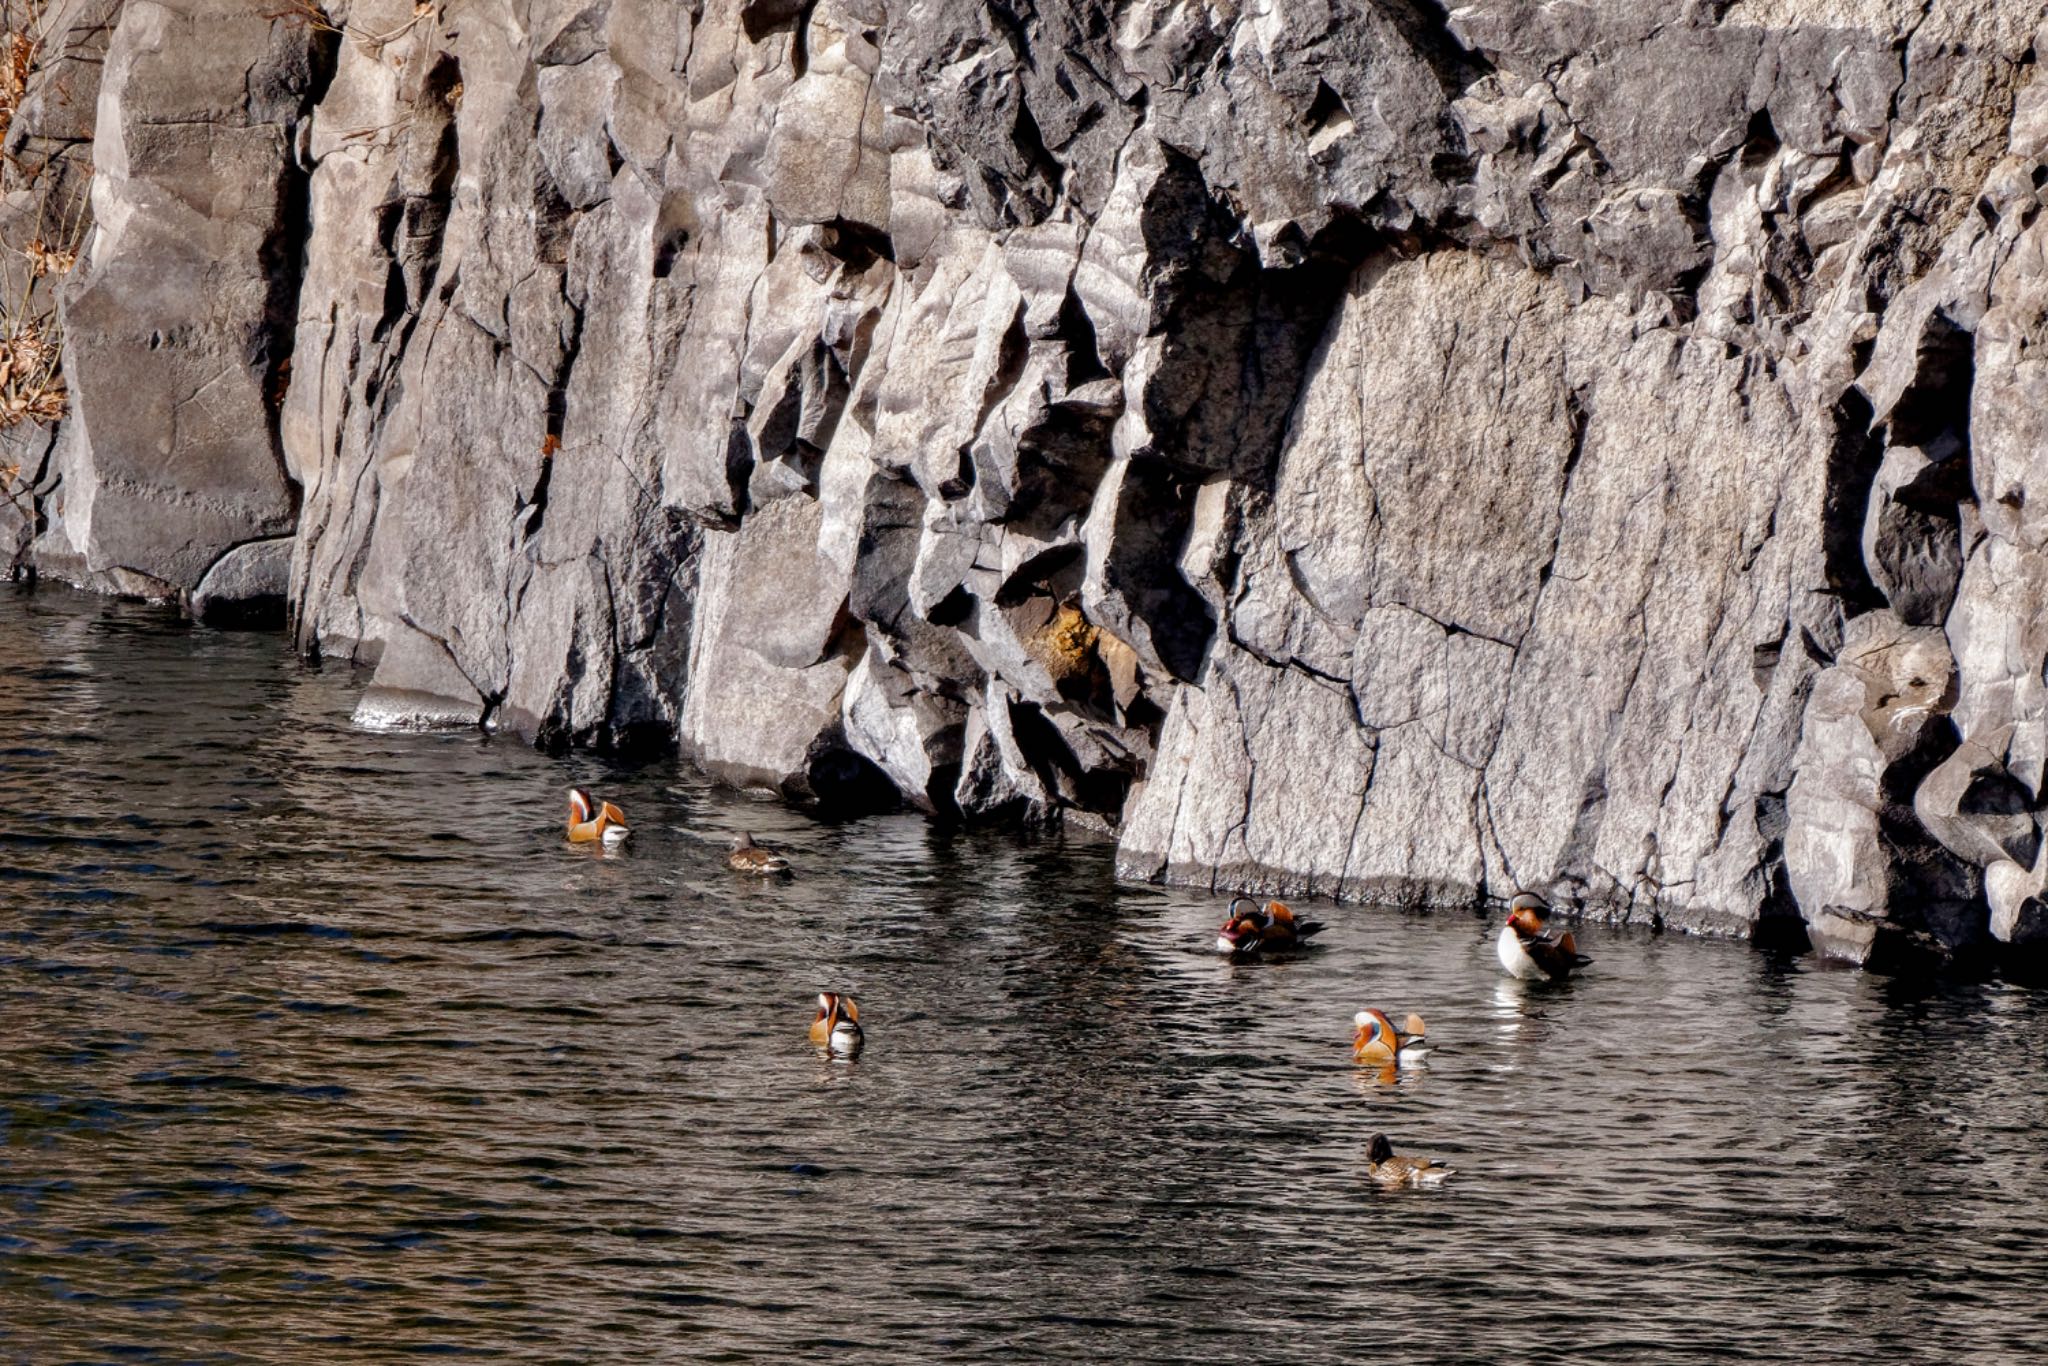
[9,0,2048,966]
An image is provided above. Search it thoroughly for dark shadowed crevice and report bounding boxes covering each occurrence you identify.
[1750,815,1813,956]
[1058,286,1108,386]
[994,544,1084,607]
[1005,405,1115,540]
[1861,709,1991,963]
[1862,310,1975,624]
[1889,310,1974,449]
[1303,80,1353,143]
[1100,457,1216,682]
[802,742,902,816]
[1375,0,1495,94]
[1008,696,1132,816]
[1740,107,1781,169]
[925,583,975,628]
[254,24,342,537]
[1536,386,1591,592]
[821,216,894,267]
[1821,388,1888,617]
[738,0,816,44]
[522,436,556,545]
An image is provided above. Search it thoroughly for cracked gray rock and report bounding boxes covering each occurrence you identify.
[33,0,323,595]
[13,0,2048,968]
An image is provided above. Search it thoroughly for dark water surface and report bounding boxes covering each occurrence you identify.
[2,584,2046,1363]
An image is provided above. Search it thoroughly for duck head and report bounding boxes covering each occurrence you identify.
[1215,897,1262,954]
[569,787,594,823]
[1507,892,1551,939]
[730,833,755,853]
[1367,1133,1394,1165]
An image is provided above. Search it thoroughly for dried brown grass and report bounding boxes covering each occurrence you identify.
[269,0,339,35]
[0,312,62,425]
[273,0,440,52]
[0,29,31,148]
[0,157,90,431]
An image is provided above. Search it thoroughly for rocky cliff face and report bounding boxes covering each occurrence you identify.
[5,0,2047,967]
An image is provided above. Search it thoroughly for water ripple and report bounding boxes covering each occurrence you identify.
[3,585,2048,1362]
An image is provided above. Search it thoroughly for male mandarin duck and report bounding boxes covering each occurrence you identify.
[1367,1133,1455,1188]
[1352,1008,1429,1069]
[728,832,791,874]
[1496,892,1592,982]
[566,787,630,844]
[1214,896,1325,957]
[809,993,863,1056]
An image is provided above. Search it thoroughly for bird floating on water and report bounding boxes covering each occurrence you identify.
[810,993,863,1056]
[1215,896,1325,957]
[728,832,791,875]
[1496,892,1592,982]
[1367,1133,1455,1188]
[1353,1008,1429,1070]
[566,787,630,845]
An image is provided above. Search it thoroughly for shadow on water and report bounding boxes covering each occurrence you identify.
[3,582,2048,1362]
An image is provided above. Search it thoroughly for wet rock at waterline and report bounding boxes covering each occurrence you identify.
[8,0,2048,966]
[189,535,293,627]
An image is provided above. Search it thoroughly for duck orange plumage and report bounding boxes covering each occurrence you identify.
[1352,1008,1429,1069]
[566,787,630,844]
[809,993,863,1056]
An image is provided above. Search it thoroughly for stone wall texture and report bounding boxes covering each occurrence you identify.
[6,0,2048,967]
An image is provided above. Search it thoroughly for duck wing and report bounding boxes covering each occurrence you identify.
[1526,937,1584,979]
[1373,1155,1451,1186]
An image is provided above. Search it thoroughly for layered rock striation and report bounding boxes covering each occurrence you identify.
[6,0,2048,967]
